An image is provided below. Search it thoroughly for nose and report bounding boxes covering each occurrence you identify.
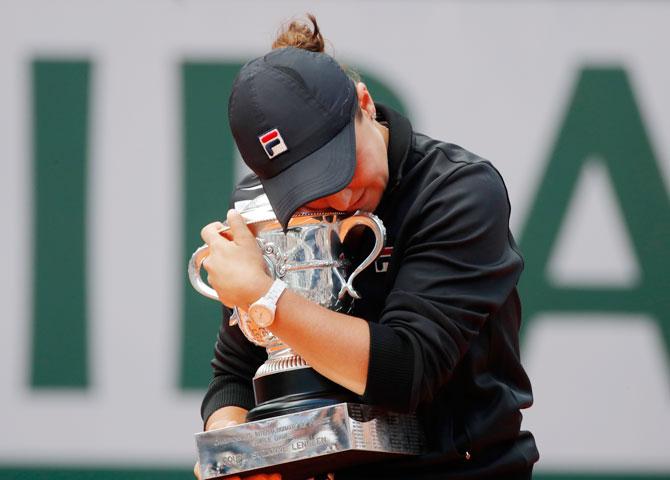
[330,188,353,211]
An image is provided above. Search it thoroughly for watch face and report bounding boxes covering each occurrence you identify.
[249,304,273,328]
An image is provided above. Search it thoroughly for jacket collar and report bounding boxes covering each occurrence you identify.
[374,103,413,215]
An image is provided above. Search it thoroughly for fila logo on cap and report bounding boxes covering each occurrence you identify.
[258,128,288,159]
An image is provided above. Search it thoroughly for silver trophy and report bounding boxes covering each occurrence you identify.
[188,195,423,480]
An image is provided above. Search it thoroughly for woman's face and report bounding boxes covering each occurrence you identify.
[302,83,389,213]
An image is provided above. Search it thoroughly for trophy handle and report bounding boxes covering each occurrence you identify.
[337,212,387,300]
[188,244,220,301]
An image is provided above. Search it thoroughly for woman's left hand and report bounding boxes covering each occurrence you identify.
[200,209,273,309]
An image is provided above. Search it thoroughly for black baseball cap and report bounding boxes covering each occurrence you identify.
[228,47,358,230]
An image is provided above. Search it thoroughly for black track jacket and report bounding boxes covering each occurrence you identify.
[200,104,540,479]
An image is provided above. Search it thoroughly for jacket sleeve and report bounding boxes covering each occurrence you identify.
[200,305,267,425]
[362,161,524,412]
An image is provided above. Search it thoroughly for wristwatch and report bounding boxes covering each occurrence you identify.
[248,279,287,328]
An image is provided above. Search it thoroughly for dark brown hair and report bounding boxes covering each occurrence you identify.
[272,13,326,53]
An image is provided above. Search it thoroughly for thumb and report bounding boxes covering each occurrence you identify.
[227,209,256,247]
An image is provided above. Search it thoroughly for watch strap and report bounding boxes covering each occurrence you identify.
[261,278,287,307]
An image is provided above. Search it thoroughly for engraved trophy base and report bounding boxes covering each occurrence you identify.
[196,402,424,480]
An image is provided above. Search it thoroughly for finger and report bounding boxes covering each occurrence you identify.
[201,221,226,246]
[193,462,201,480]
[227,209,256,247]
[208,419,240,430]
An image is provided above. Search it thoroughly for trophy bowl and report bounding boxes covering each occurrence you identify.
[188,195,423,479]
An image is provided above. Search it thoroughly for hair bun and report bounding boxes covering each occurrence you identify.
[272,14,325,53]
